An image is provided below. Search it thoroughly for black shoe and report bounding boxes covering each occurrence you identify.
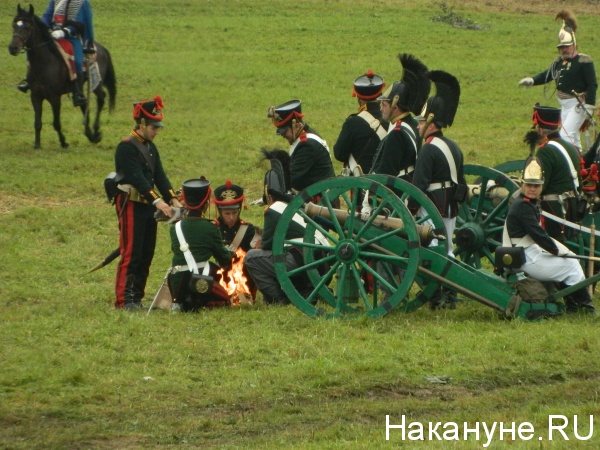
[72,92,87,107]
[17,80,29,93]
[124,302,147,311]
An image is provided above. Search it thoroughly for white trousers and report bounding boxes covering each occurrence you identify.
[521,244,585,286]
[418,206,456,257]
[558,97,587,151]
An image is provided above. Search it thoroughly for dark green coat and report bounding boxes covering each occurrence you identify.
[536,134,581,196]
[114,132,177,204]
[371,115,421,177]
[169,217,233,287]
[333,102,387,175]
[289,126,335,191]
[261,202,306,251]
[532,54,597,104]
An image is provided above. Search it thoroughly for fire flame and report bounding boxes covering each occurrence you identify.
[217,248,253,305]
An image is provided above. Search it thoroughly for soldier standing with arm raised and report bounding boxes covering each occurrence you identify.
[519,10,597,151]
[113,96,182,310]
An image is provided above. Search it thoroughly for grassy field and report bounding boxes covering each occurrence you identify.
[1,0,600,448]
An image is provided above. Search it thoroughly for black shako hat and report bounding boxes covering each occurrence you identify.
[182,177,211,210]
[213,180,245,209]
[267,100,303,135]
[532,104,561,130]
[353,70,385,100]
[132,95,164,127]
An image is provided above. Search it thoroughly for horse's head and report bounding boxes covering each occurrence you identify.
[8,4,36,56]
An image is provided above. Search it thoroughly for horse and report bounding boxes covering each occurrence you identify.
[8,4,116,149]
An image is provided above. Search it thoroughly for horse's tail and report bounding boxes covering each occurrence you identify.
[102,47,117,113]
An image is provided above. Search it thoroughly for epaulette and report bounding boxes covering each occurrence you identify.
[393,121,403,131]
[299,133,308,143]
[578,53,593,63]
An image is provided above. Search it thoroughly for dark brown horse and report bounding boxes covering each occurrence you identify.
[8,4,116,149]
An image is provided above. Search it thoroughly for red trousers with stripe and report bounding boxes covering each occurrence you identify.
[114,193,158,308]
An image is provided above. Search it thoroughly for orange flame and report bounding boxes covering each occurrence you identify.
[217,248,252,305]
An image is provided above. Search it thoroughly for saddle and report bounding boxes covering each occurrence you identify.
[54,38,101,90]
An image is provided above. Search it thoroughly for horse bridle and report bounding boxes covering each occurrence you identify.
[11,19,43,53]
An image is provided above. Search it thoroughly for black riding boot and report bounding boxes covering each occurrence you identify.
[569,287,598,316]
[123,276,147,311]
[72,78,86,107]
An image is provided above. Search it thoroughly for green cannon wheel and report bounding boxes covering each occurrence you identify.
[272,177,424,318]
[455,164,520,268]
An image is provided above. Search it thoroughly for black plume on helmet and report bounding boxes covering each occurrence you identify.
[421,70,461,128]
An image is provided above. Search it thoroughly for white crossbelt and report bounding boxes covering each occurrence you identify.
[547,141,580,190]
[269,201,329,246]
[175,222,209,275]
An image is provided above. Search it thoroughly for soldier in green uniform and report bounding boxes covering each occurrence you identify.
[519,10,597,151]
[212,180,258,301]
[528,105,583,242]
[334,70,388,177]
[243,187,307,305]
[369,54,430,180]
[267,100,335,193]
[168,178,233,312]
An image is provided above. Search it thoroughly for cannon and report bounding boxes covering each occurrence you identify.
[456,163,600,271]
[271,176,600,319]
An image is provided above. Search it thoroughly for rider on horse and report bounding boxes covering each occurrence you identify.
[18,0,95,107]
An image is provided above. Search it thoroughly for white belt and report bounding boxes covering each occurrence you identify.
[397,165,415,177]
[542,191,576,202]
[427,181,453,192]
[171,261,208,273]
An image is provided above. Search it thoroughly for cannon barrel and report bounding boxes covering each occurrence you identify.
[467,184,511,206]
[304,202,437,246]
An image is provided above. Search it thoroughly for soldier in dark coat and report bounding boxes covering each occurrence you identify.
[519,10,597,151]
[527,105,583,242]
[212,180,258,301]
[168,178,232,312]
[334,70,388,176]
[267,100,335,193]
[505,157,596,315]
[243,188,307,305]
[369,54,430,180]
[410,71,466,309]
[113,96,182,310]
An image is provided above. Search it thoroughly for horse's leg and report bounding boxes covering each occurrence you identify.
[92,86,106,142]
[49,96,68,148]
[83,85,105,144]
[31,93,44,149]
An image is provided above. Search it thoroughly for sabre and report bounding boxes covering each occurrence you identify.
[561,254,600,264]
[571,90,595,121]
[88,247,120,273]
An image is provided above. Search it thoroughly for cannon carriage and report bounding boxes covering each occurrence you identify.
[270,174,600,320]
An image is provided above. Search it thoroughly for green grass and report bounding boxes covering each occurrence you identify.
[2,0,600,448]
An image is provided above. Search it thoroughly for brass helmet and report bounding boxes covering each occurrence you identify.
[522,156,544,185]
[556,10,577,48]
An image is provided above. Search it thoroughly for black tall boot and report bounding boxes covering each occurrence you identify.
[569,287,598,316]
[72,77,86,107]
[124,275,147,311]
